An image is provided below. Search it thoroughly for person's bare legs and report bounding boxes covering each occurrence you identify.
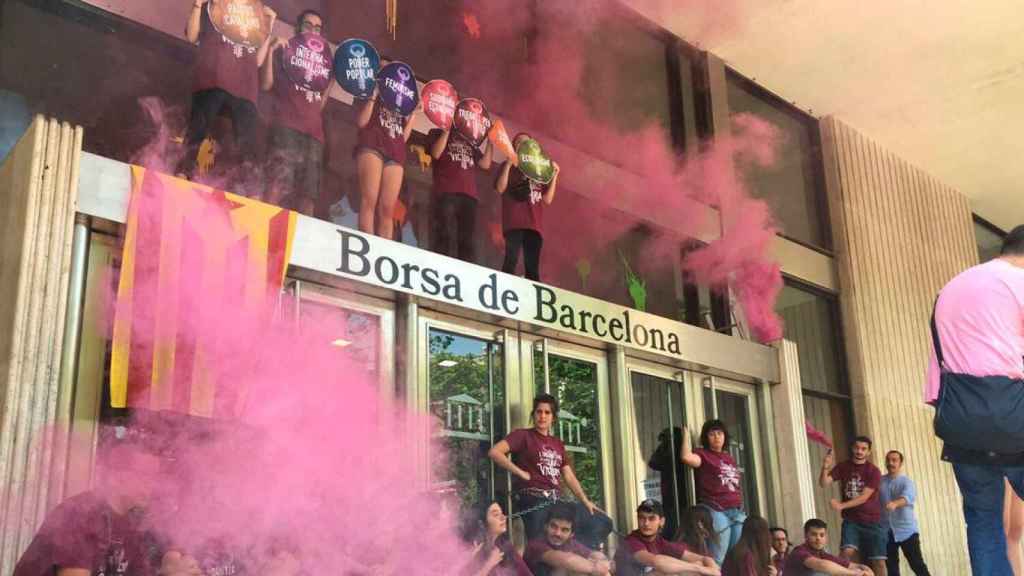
[357,151,384,234]
[376,164,404,240]
[1006,479,1024,575]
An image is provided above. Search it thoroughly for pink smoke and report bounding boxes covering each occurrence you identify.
[805,421,834,449]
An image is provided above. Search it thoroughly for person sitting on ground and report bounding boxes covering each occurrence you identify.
[460,500,532,576]
[523,503,612,576]
[678,506,720,559]
[14,421,173,576]
[721,516,775,576]
[783,519,873,576]
[620,499,720,576]
[769,526,790,576]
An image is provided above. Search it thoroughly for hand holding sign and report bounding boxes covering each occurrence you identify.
[421,80,458,130]
[488,119,516,164]
[454,98,492,147]
[515,138,555,184]
[378,62,420,116]
[335,38,380,99]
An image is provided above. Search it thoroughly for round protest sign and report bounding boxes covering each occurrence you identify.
[283,32,333,94]
[421,80,458,130]
[334,38,380,99]
[208,0,270,49]
[516,138,555,184]
[453,98,492,147]
[378,62,420,116]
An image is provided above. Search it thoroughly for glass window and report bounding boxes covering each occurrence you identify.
[775,282,845,395]
[428,329,506,512]
[298,300,381,379]
[974,216,1005,263]
[726,70,828,249]
[803,395,851,546]
[536,354,604,507]
[630,371,690,537]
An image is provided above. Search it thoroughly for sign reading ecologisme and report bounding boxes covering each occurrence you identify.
[335,38,380,99]
[283,32,333,96]
[516,138,555,184]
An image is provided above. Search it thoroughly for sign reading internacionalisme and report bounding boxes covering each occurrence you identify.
[287,219,706,359]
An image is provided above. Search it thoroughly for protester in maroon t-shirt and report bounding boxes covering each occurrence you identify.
[494,133,559,282]
[619,499,720,576]
[260,9,328,216]
[178,0,276,182]
[429,128,492,263]
[681,420,747,566]
[354,88,418,240]
[459,501,531,576]
[770,526,791,576]
[488,394,611,548]
[784,519,873,576]
[14,425,172,576]
[820,436,886,574]
[722,516,775,576]
[523,503,611,576]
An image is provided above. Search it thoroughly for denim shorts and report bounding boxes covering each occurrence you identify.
[841,520,887,560]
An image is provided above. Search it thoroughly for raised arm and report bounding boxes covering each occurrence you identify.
[478,139,493,171]
[185,0,208,44]
[254,6,277,68]
[542,162,559,205]
[819,450,835,488]
[495,161,514,195]
[680,426,702,469]
[403,108,417,143]
[260,37,285,91]
[430,129,451,160]
[356,91,377,129]
[487,439,530,482]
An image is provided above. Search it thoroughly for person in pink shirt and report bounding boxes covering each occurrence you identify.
[925,225,1024,575]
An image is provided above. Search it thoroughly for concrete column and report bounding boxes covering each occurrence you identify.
[770,339,817,537]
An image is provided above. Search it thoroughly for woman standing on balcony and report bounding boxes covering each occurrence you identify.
[681,420,748,566]
[354,88,417,239]
[487,393,611,550]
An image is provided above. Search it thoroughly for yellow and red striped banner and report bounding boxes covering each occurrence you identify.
[109,167,296,417]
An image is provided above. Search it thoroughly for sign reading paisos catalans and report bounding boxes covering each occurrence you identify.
[208,0,271,50]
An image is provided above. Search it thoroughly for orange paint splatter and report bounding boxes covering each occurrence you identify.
[462,12,481,39]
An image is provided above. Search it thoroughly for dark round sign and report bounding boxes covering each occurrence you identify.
[421,80,458,130]
[516,138,555,184]
[283,32,333,93]
[453,98,492,147]
[378,62,419,116]
[208,0,270,49]
[334,38,380,99]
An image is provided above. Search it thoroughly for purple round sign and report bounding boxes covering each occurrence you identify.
[378,61,419,116]
[283,32,333,93]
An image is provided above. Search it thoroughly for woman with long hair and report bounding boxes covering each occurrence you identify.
[722,516,776,576]
[681,420,747,565]
[354,87,417,239]
[677,505,719,559]
[460,500,531,576]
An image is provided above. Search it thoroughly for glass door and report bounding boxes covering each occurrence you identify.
[627,363,691,539]
[529,338,614,515]
[420,316,509,515]
[702,376,765,515]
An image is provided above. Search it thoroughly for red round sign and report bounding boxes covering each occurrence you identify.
[421,80,458,130]
[453,98,492,147]
[283,32,333,94]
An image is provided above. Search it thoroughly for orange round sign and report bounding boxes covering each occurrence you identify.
[208,0,271,49]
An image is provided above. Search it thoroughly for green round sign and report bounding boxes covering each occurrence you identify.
[515,138,554,184]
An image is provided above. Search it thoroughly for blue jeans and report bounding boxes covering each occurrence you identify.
[705,506,746,565]
[952,462,1024,575]
[514,494,614,550]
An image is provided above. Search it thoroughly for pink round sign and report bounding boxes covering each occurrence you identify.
[421,79,458,130]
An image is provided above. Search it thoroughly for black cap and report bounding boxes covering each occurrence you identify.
[637,499,664,516]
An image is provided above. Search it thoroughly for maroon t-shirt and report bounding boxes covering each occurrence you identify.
[831,460,882,524]
[773,551,788,576]
[429,129,483,199]
[504,428,566,492]
[623,531,689,558]
[524,538,592,576]
[694,448,743,510]
[270,55,325,142]
[472,538,531,576]
[501,165,546,235]
[356,102,407,164]
[193,8,259,104]
[783,543,850,576]
[14,491,155,576]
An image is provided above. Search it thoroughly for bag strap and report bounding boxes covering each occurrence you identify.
[930,296,946,371]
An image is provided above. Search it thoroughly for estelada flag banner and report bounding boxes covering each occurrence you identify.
[109,167,296,418]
